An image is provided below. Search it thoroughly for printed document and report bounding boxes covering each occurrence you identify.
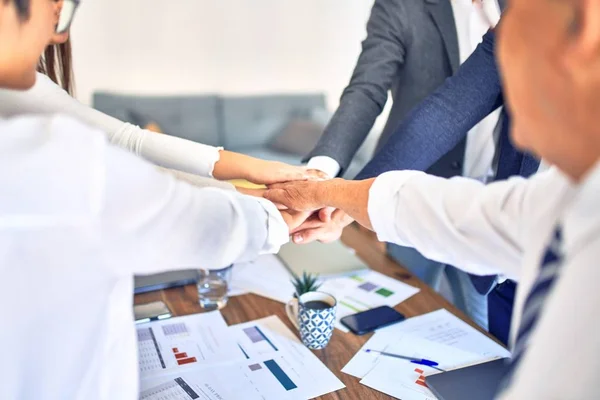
[139,315,344,399]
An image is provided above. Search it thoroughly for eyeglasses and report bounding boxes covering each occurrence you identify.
[56,0,80,34]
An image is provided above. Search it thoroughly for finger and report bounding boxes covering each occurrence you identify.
[290,216,324,234]
[318,207,335,222]
[332,208,350,222]
[293,227,339,244]
[292,228,322,244]
[276,203,289,211]
[280,169,309,182]
[305,169,330,181]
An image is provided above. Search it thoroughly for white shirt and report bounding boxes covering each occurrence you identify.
[451,0,502,181]
[0,73,223,178]
[0,115,288,399]
[307,0,501,179]
[367,163,600,399]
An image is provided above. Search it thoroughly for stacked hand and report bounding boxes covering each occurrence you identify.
[265,180,354,244]
[213,150,327,184]
[245,160,328,185]
[236,173,353,244]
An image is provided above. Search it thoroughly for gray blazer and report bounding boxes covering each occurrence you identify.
[305,0,466,177]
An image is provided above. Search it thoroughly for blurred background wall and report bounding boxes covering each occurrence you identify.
[71,0,379,110]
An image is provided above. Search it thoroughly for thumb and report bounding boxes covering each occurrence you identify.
[318,207,335,222]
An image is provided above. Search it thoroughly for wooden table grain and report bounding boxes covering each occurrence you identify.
[135,225,497,400]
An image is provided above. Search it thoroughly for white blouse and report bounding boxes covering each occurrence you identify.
[0,114,288,399]
[0,73,222,177]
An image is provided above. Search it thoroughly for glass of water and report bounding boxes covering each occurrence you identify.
[197,265,233,310]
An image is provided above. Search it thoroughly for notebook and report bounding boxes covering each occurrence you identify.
[426,358,510,400]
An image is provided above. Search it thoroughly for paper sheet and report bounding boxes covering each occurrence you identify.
[342,309,510,379]
[356,334,483,400]
[318,270,420,332]
[140,370,234,400]
[232,255,295,303]
[140,316,345,400]
[228,316,345,399]
[137,311,243,379]
[381,309,510,359]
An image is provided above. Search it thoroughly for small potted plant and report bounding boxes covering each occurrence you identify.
[291,271,321,298]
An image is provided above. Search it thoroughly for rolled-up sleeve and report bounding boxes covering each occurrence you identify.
[366,170,561,279]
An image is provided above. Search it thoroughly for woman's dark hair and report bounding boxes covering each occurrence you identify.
[37,40,75,96]
[12,0,30,19]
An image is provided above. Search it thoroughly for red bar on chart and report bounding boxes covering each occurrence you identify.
[172,348,179,353]
[414,368,428,388]
[174,352,188,359]
[176,357,197,365]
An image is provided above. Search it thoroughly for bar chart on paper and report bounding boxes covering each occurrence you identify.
[137,326,203,373]
[318,270,420,331]
[140,358,302,400]
[139,316,344,400]
[231,316,345,399]
[137,312,243,378]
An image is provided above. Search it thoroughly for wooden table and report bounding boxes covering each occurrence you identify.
[135,225,496,399]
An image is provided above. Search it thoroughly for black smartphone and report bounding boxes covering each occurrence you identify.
[340,306,406,335]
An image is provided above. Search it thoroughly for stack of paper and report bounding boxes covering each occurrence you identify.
[138,313,345,399]
[342,309,511,399]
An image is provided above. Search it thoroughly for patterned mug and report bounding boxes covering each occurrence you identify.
[285,291,337,350]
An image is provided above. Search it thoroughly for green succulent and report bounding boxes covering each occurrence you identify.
[291,271,321,298]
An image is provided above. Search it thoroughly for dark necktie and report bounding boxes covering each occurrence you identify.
[499,227,564,392]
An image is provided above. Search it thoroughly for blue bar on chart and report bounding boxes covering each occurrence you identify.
[243,326,279,351]
[263,360,298,391]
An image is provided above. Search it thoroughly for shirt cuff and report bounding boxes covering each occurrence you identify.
[206,147,224,178]
[306,156,341,178]
[255,198,289,254]
[368,171,425,244]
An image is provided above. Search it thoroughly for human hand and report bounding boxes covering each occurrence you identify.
[290,209,354,244]
[245,159,328,185]
[279,209,315,234]
[213,150,328,184]
[263,180,330,211]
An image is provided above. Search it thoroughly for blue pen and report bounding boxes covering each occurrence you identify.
[365,349,446,372]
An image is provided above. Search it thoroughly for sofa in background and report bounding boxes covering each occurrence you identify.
[93,92,372,178]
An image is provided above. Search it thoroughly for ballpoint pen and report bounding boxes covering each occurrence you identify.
[365,349,446,372]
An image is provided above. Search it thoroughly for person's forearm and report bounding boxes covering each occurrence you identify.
[212,150,256,181]
[316,178,376,230]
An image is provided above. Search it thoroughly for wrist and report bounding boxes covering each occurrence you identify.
[213,150,255,181]
[317,178,346,208]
